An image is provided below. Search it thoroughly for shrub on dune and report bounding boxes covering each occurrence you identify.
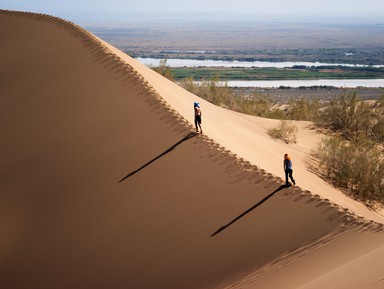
[267,120,298,144]
[314,136,384,205]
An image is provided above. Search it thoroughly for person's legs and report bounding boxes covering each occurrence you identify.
[194,116,200,132]
[285,169,289,185]
[195,115,202,133]
[285,169,295,185]
[289,170,296,184]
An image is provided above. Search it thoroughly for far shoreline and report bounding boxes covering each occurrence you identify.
[221,79,384,88]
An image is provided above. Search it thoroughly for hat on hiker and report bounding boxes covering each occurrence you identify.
[194,102,200,108]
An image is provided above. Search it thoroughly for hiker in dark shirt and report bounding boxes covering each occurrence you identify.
[284,153,296,187]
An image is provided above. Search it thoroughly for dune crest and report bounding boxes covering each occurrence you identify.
[1,10,384,289]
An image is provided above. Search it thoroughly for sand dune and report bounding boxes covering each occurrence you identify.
[1,10,384,289]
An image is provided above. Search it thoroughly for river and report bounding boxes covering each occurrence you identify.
[135,57,384,69]
[223,79,384,88]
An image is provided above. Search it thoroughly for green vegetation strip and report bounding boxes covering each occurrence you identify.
[170,66,384,81]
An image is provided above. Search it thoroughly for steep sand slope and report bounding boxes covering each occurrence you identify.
[224,227,384,289]
[0,10,383,289]
[103,40,384,224]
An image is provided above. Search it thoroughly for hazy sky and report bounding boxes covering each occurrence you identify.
[1,0,384,23]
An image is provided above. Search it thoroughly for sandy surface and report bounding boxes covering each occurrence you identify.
[1,10,384,289]
[105,40,384,224]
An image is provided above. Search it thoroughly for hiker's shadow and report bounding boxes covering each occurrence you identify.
[211,185,286,237]
[119,131,198,183]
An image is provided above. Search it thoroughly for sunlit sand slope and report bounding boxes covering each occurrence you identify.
[0,10,383,289]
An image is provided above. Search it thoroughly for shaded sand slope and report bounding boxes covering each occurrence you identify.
[0,10,383,289]
[225,227,384,289]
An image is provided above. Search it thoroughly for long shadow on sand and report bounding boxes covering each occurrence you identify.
[119,131,198,183]
[211,185,286,237]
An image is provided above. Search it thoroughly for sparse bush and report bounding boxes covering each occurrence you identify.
[288,97,321,121]
[151,59,174,81]
[313,136,384,205]
[178,76,198,95]
[372,119,384,143]
[318,91,358,131]
[268,120,298,144]
[179,77,235,108]
[318,92,384,143]
[199,78,233,107]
